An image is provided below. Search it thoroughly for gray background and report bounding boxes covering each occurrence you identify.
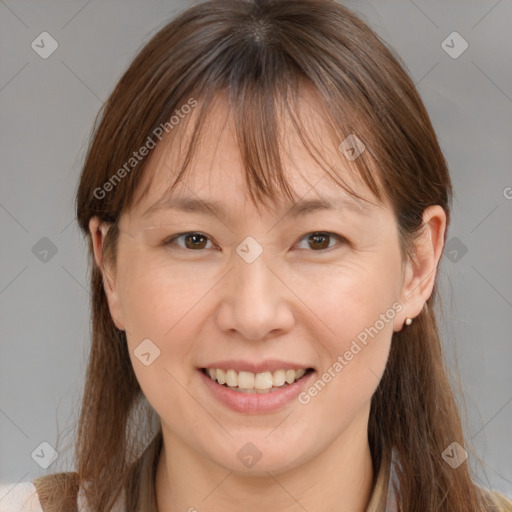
[1,0,511,498]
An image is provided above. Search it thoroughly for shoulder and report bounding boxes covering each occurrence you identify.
[0,482,43,512]
[479,486,512,511]
[489,489,512,511]
[1,472,81,512]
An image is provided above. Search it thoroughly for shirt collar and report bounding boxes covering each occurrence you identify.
[365,447,401,512]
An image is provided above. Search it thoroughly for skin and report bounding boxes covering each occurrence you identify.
[89,91,446,512]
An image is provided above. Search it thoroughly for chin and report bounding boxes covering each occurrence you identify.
[207,441,307,477]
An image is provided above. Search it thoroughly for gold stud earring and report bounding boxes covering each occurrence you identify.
[404,317,413,326]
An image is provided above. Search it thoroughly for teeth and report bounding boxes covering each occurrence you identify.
[216,369,226,385]
[254,371,273,390]
[295,369,306,379]
[226,369,238,387]
[204,367,310,391]
[238,371,255,389]
[272,369,286,386]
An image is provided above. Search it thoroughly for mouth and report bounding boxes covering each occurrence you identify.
[200,367,315,394]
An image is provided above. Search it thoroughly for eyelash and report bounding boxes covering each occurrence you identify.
[162,231,346,253]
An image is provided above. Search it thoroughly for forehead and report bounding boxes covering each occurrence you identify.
[129,89,386,222]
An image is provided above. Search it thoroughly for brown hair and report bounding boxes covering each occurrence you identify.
[33,0,511,510]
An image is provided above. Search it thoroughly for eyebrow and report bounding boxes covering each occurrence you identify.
[142,195,374,220]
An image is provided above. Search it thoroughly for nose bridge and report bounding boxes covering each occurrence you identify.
[235,245,273,297]
[217,239,294,340]
[233,242,278,312]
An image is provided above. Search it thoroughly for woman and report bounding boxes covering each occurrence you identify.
[2,0,510,510]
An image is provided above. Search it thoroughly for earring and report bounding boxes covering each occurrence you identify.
[404,317,413,326]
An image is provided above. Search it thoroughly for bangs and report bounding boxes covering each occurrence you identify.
[129,76,386,219]
[80,0,449,266]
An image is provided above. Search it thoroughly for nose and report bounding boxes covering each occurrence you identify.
[215,251,296,341]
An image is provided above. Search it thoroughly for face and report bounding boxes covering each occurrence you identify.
[93,93,415,477]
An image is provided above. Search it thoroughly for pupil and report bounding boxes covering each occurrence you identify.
[186,234,206,249]
[310,233,329,250]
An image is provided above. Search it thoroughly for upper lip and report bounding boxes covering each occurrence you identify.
[200,359,314,373]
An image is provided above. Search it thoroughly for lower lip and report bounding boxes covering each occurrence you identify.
[198,369,315,414]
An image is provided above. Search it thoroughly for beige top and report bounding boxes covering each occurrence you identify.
[0,478,125,512]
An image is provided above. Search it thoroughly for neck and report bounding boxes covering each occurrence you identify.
[155,407,375,512]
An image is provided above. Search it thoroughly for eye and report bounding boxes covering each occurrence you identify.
[163,231,345,252]
[295,232,345,251]
[163,232,216,251]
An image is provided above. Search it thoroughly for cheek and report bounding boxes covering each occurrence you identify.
[295,251,400,409]
[298,279,395,436]
[118,264,202,424]
[305,256,400,348]
[116,246,200,336]
[114,252,203,389]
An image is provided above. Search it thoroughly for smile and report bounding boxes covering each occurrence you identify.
[199,366,316,413]
[201,367,314,393]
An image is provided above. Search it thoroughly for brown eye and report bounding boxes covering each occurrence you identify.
[164,231,344,253]
[296,232,345,251]
[184,233,208,249]
[308,233,330,250]
[165,232,214,250]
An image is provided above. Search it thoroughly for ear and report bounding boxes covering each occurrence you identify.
[394,205,447,332]
[89,216,126,331]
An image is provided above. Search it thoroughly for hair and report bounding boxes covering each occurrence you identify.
[32,0,511,511]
